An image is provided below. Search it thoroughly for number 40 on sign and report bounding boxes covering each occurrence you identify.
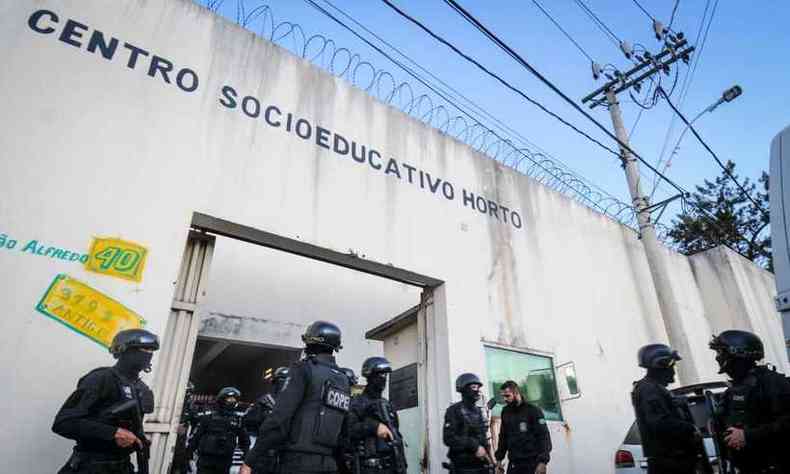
[85,237,148,283]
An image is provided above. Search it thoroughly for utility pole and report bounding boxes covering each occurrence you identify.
[583,38,699,385]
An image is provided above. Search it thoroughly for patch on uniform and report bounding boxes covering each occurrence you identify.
[122,385,134,399]
[323,385,350,412]
[519,421,529,432]
[732,394,745,401]
[445,422,451,428]
[538,418,546,425]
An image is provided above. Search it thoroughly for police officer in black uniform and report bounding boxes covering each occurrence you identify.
[494,380,551,474]
[347,357,407,474]
[241,321,351,474]
[243,368,290,474]
[188,387,251,474]
[444,373,494,474]
[244,368,290,436]
[53,328,159,474]
[342,367,359,388]
[631,344,702,474]
[171,382,197,474]
[709,330,790,473]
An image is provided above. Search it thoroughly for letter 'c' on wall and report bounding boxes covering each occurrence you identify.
[29,10,59,34]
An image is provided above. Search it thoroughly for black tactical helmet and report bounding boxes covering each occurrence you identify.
[301,320,342,351]
[273,367,289,381]
[217,387,241,400]
[709,330,764,361]
[361,357,392,378]
[109,328,159,358]
[455,373,483,393]
[342,367,359,386]
[638,343,681,369]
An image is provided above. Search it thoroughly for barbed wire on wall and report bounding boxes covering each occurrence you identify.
[199,0,643,230]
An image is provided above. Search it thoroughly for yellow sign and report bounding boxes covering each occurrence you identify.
[85,237,148,282]
[36,274,146,348]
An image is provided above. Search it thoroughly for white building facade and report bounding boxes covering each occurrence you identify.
[1,1,786,473]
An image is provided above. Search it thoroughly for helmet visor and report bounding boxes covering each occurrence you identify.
[132,333,160,349]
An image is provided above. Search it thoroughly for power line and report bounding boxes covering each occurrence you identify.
[433,0,687,195]
[301,0,622,210]
[572,0,621,47]
[650,0,717,199]
[631,0,655,21]
[308,0,615,198]
[531,0,594,63]
[397,0,763,257]
[376,0,632,163]
[668,0,681,30]
[656,87,769,218]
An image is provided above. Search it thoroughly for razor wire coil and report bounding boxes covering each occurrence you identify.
[199,0,641,229]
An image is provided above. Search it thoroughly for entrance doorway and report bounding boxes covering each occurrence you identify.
[188,338,301,406]
[146,213,449,474]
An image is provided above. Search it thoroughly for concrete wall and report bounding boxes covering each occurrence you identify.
[0,1,786,473]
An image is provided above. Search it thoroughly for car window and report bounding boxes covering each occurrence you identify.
[623,421,641,444]
[687,396,712,436]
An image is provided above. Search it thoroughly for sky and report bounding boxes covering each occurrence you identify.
[205,0,790,222]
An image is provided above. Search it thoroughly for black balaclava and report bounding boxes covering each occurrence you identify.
[306,344,332,356]
[219,396,237,412]
[646,366,676,386]
[116,348,153,378]
[720,357,755,382]
[461,384,482,405]
[366,373,388,397]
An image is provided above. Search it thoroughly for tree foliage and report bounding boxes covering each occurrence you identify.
[667,161,772,270]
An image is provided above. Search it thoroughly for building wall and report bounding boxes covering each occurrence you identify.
[0,1,786,473]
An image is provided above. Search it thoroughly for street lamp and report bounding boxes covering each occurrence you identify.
[666,85,743,168]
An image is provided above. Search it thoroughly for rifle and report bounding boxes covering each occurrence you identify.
[371,400,407,474]
[103,399,150,474]
[704,390,732,474]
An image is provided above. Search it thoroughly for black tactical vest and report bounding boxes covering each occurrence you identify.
[81,367,143,455]
[355,394,397,458]
[723,374,756,429]
[199,410,242,457]
[458,403,488,447]
[722,372,763,469]
[288,355,351,456]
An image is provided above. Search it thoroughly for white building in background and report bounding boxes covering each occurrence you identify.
[1,1,786,473]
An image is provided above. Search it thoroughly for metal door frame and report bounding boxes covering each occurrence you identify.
[150,212,449,473]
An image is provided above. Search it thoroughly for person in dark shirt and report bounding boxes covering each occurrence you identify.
[171,381,196,474]
[494,381,551,474]
[243,368,289,437]
[631,344,701,474]
[347,356,407,474]
[443,373,494,473]
[52,328,159,474]
[709,330,790,473]
[241,321,350,474]
[187,387,250,474]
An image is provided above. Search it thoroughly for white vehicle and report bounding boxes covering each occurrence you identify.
[614,382,727,473]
